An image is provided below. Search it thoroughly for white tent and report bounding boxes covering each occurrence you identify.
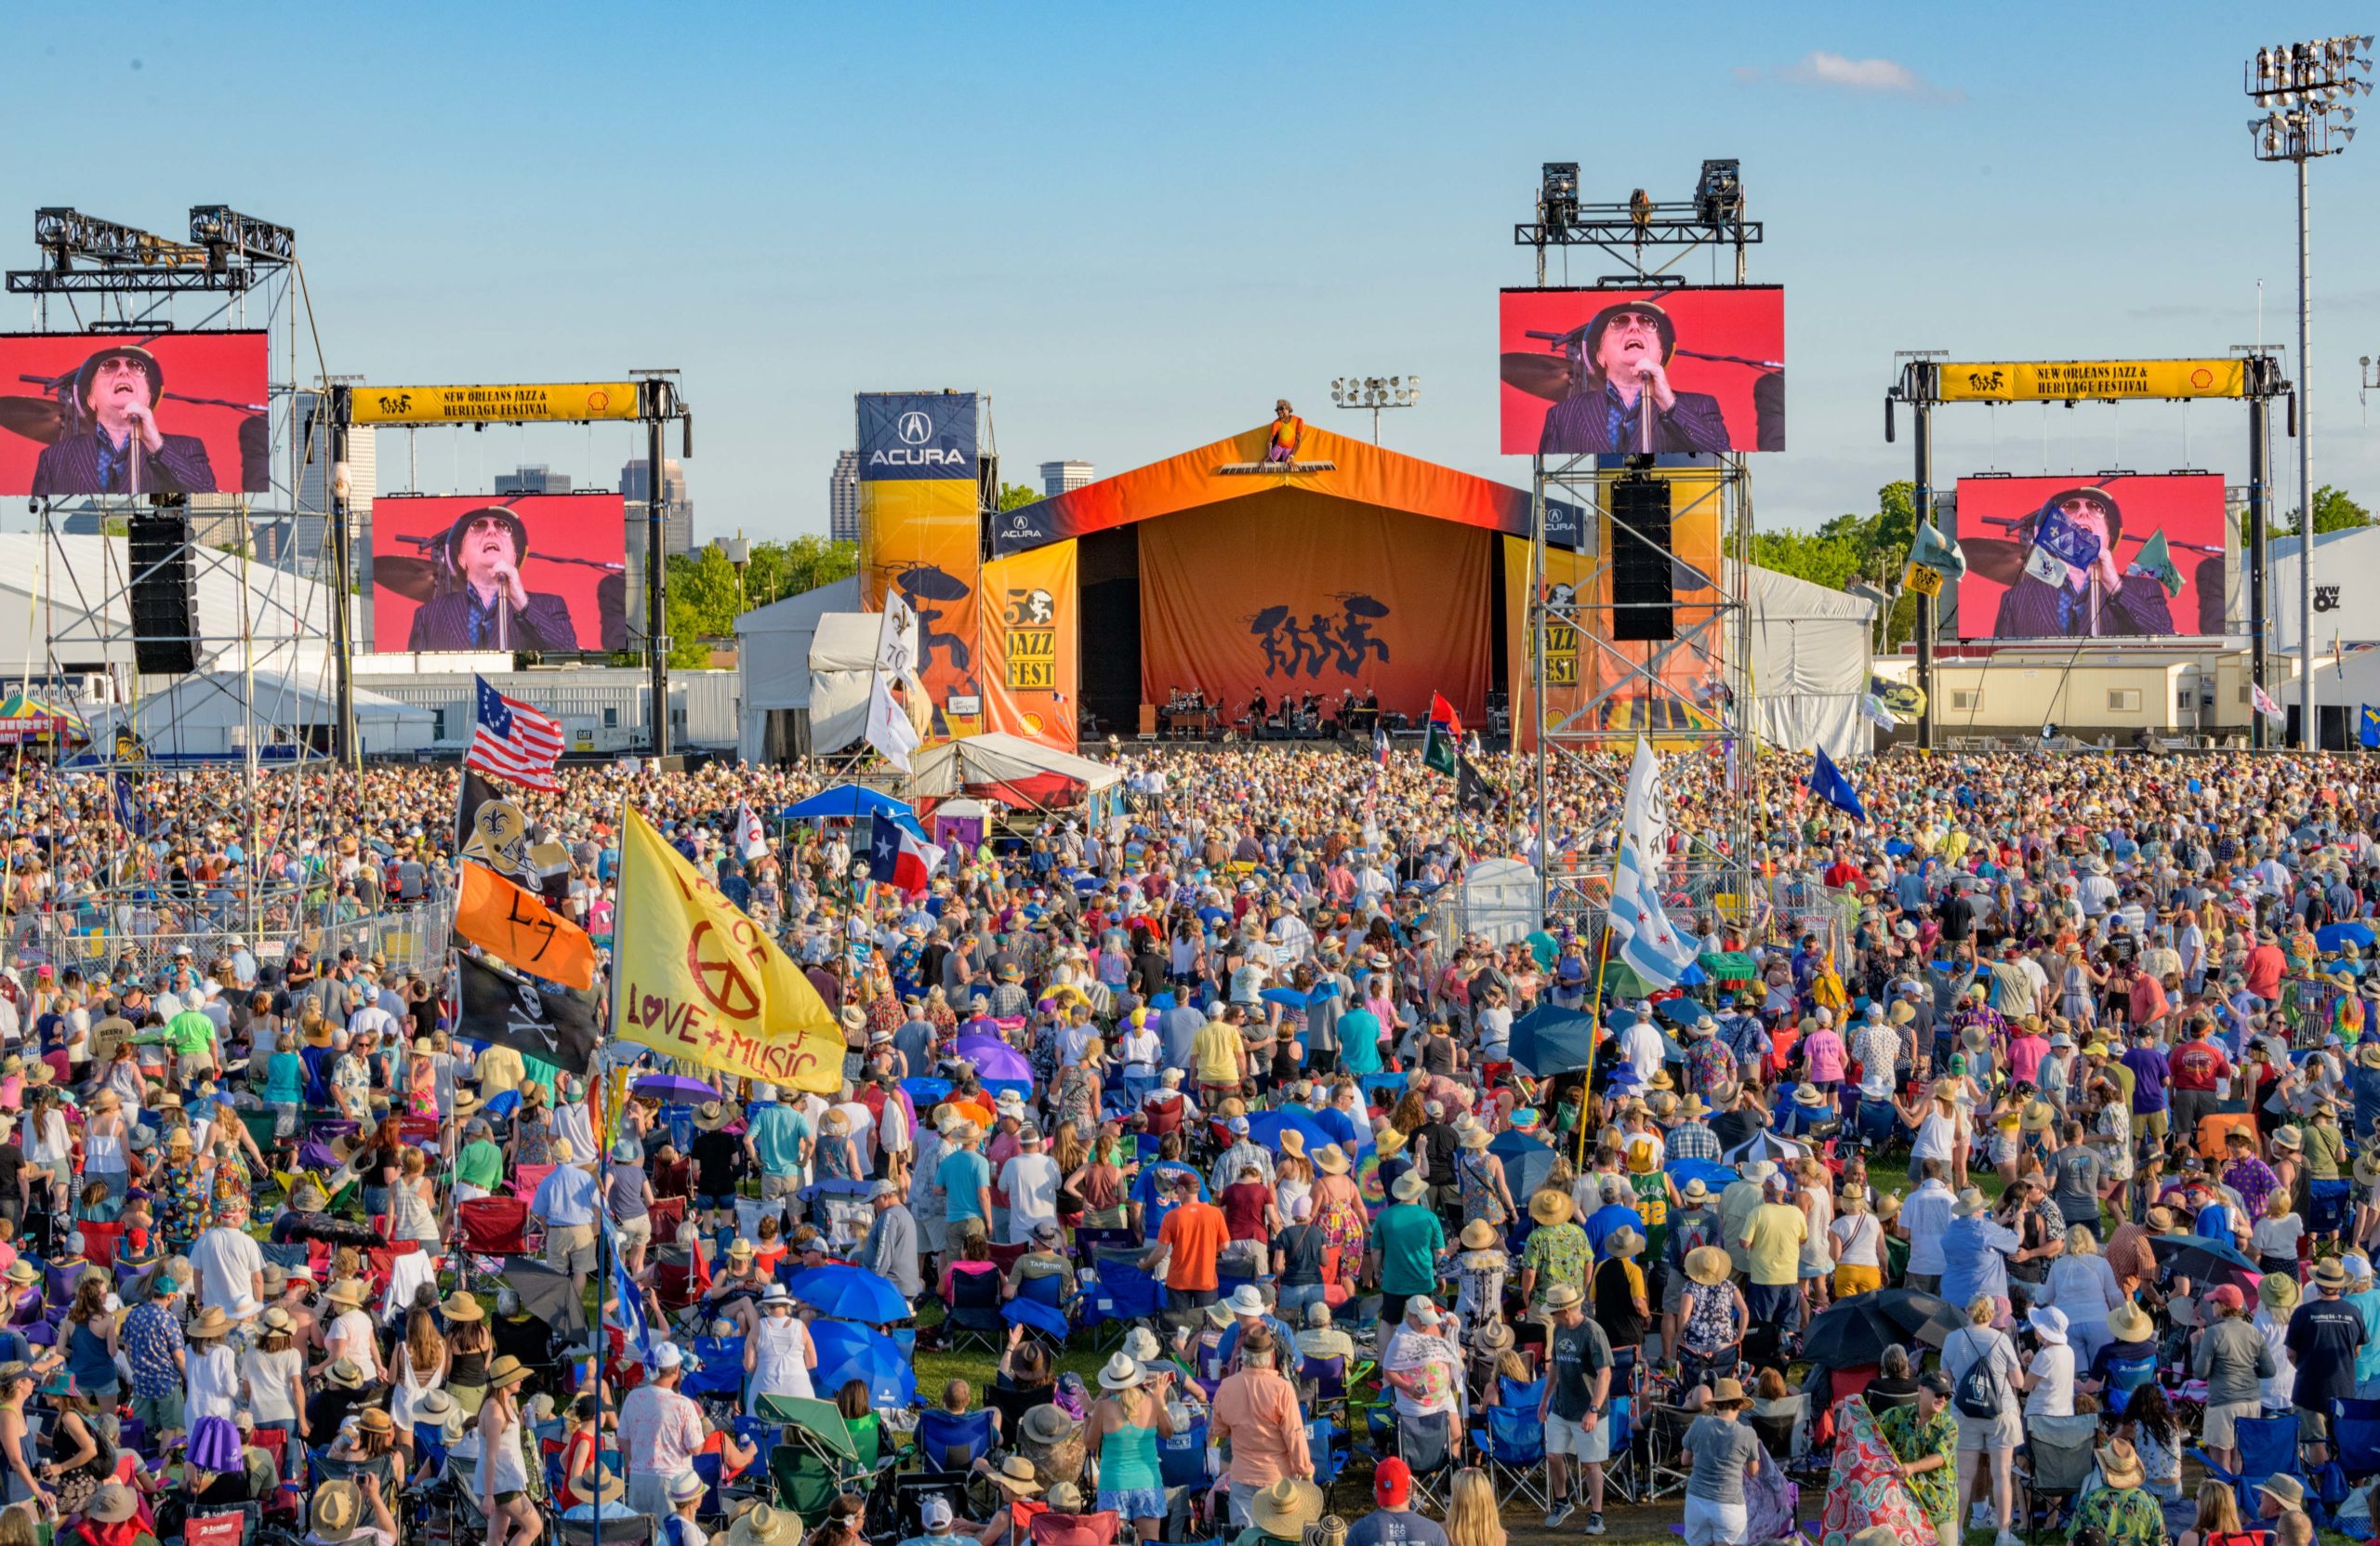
[806,614,883,755]
[82,669,435,758]
[0,533,336,683]
[734,575,860,761]
[906,733,1124,808]
[1744,563,1877,762]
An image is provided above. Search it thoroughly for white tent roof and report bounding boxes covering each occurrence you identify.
[0,533,335,679]
[1742,562,1876,762]
[82,667,431,744]
[906,733,1123,800]
[807,613,884,754]
[735,575,861,714]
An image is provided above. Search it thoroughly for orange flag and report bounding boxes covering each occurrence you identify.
[454,862,598,991]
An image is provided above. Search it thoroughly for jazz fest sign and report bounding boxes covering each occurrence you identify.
[1936,360,2247,403]
[351,381,641,425]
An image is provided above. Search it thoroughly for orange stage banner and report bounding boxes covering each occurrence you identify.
[1139,492,1491,724]
[858,477,983,740]
[979,539,1078,751]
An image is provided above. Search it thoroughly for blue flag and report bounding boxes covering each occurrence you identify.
[2362,705,2380,749]
[1809,747,1866,821]
[2033,508,2103,571]
[603,1212,655,1368]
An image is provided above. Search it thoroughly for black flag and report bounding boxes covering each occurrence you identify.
[456,951,599,1075]
[456,767,572,903]
[1456,753,1497,813]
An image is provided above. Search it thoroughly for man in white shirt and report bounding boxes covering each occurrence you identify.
[997,1124,1061,1246]
[1618,1012,1664,1084]
[1897,1160,1955,1294]
[189,1193,265,1319]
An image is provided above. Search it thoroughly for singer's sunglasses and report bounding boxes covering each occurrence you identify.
[2054,497,2110,516]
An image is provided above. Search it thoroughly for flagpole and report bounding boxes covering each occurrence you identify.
[1575,919,1613,1169]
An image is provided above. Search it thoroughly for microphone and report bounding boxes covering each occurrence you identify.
[1673,350,1785,370]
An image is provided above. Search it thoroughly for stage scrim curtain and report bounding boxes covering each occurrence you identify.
[1138,491,1490,723]
[978,539,1078,752]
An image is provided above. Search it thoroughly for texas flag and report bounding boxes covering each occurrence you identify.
[866,820,945,893]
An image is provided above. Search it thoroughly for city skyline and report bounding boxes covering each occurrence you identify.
[6,3,2375,544]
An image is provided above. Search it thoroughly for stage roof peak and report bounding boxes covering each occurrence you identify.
[990,420,1580,556]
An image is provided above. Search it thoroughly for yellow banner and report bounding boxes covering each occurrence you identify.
[612,808,842,1091]
[351,382,641,425]
[1901,562,1944,599]
[1936,360,2246,403]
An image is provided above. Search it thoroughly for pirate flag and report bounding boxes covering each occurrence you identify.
[456,951,599,1076]
[1456,753,1498,814]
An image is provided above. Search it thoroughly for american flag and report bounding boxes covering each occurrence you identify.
[466,675,564,791]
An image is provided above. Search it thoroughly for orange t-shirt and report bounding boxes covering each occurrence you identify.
[1157,1200,1227,1292]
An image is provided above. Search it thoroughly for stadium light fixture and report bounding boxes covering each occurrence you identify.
[2245,33,2371,748]
[1329,374,1421,444]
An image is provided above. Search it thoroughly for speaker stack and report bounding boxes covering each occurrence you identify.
[1609,475,1675,642]
[126,512,201,674]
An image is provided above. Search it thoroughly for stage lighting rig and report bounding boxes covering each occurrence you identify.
[1696,159,1743,224]
[1539,164,1580,235]
[1514,160,1760,282]
[189,206,297,266]
[1330,375,1421,444]
[10,205,287,294]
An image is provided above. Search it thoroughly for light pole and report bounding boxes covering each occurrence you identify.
[2248,33,2371,748]
[1329,375,1420,443]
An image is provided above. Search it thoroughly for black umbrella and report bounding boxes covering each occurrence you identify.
[501,1254,589,1335]
[1337,593,1390,618]
[1799,1288,1963,1368]
[894,562,971,601]
[2148,1233,2262,1293]
[1249,605,1289,634]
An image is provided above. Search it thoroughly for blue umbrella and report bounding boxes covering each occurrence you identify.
[786,1265,911,1325]
[1487,1130,1557,1200]
[808,1320,916,1407]
[2318,921,2375,953]
[1655,998,1703,1028]
[1507,1004,1598,1077]
[1667,1156,1736,1198]
[779,786,929,841]
[901,1077,954,1108]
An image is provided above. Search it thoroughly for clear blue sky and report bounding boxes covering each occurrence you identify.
[8,1,2379,537]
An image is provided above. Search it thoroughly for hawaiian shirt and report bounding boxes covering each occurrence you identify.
[1684,1037,1734,1101]
[123,1301,185,1399]
[2069,1484,2170,1546]
[155,1158,206,1250]
[1876,1402,1957,1527]
[1520,1221,1589,1307]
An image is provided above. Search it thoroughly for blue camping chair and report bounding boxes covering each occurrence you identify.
[683,1335,747,1398]
[1307,1417,1349,1511]
[2193,1411,2301,1522]
[1482,1403,1549,1509]
[1013,1271,1069,1315]
[1158,1420,1210,1490]
[1358,1073,1408,1109]
[2337,1399,2380,1481]
[1002,1298,1069,1345]
[1080,1262,1161,1346]
[2097,1348,2160,1414]
[915,1409,996,1472]
[945,1267,1006,1353]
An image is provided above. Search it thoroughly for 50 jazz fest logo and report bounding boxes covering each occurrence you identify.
[1004,587,1057,690]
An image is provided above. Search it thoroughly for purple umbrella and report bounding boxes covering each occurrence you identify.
[631,1075,720,1103]
[955,1037,1031,1081]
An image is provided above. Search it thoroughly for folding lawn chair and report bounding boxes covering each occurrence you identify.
[915,1409,997,1472]
[2022,1413,2101,1539]
[1481,1403,1549,1510]
[2193,1411,2302,1526]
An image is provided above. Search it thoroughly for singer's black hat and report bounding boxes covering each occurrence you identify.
[1579,299,1676,370]
[443,505,530,569]
[73,345,165,411]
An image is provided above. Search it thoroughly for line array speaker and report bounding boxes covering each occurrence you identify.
[126,513,200,674]
[1609,475,1674,642]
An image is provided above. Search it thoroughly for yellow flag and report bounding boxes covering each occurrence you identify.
[613,808,843,1092]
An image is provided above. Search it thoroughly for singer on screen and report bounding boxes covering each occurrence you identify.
[1990,486,2176,639]
[1535,299,1731,456]
[406,506,578,652]
[30,345,218,496]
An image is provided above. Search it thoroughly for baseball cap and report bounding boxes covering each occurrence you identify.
[1374,1458,1411,1507]
[921,1498,955,1530]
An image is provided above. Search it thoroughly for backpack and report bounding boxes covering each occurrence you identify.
[1950,1328,2008,1420]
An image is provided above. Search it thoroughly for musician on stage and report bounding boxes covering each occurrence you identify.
[30,345,218,496]
[406,506,579,652]
[1535,299,1730,456]
[1249,691,1270,723]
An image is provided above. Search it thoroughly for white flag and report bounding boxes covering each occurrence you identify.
[866,672,922,773]
[877,593,920,681]
[1621,736,1670,864]
[2023,543,2068,588]
[1607,838,1697,987]
[734,803,769,863]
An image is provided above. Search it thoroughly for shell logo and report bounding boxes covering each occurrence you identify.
[1022,713,1045,735]
[2189,368,2214,390]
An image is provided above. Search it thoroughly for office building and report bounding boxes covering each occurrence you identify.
[829,451,860,543]
[620,458,694,559]
[1039,460,1094,496]
[495,465,573,496]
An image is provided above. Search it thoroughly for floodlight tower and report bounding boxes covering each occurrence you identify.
[1329,376,1420,443]
[2247,34,2372,747]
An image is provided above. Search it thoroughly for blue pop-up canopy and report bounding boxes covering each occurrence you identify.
[779,786,929,840]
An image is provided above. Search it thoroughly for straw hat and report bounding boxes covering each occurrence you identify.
[1459,1219,1499,1250]
[187,1305,231,1340]
[2108,1302,2157,1341]
[1529,1189,1575,1226]
[1249,1478,1326,1539]
[324,1357,368,1390]
[325,1277,368,1309]
[1374,1129,1407,1157]
[727,1503,797,1546]
[2096,1439,2146,1490]
[988,1456,1042,1497]
[486,1354,533,1390]
[1706,1377,1750,1408]
[1390,1170,1427,1203]
[312,1482,368,1544]
[1605,1227,1646,1259]
[1313,1144,1349,1175]
[694,1100,736,1130]
[1686,1246,1732,1287]
[442,1291,484,1323]
[1098,1353,1145,1391]
[1680,1178,1709,1205]
[1540,1283,1583,1311]
[357,1407,394,1436]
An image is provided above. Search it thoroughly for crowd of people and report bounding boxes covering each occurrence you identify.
[0,742,2375,1546]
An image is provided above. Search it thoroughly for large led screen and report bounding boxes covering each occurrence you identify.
[0,331,270,496]
[1953,473,2228,640]
[1500,287,1784,455]
[372,493,628,654]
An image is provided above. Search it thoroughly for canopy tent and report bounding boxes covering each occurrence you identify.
[1742,563,1877,763]
[734,574,861,762]
[805,613,886,756]
[78,669,435,760]
[779,784,928,842]
[0,692,86,747]
[906,733,1125,820]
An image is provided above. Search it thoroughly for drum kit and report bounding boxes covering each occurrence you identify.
[1159,690,1218,741]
